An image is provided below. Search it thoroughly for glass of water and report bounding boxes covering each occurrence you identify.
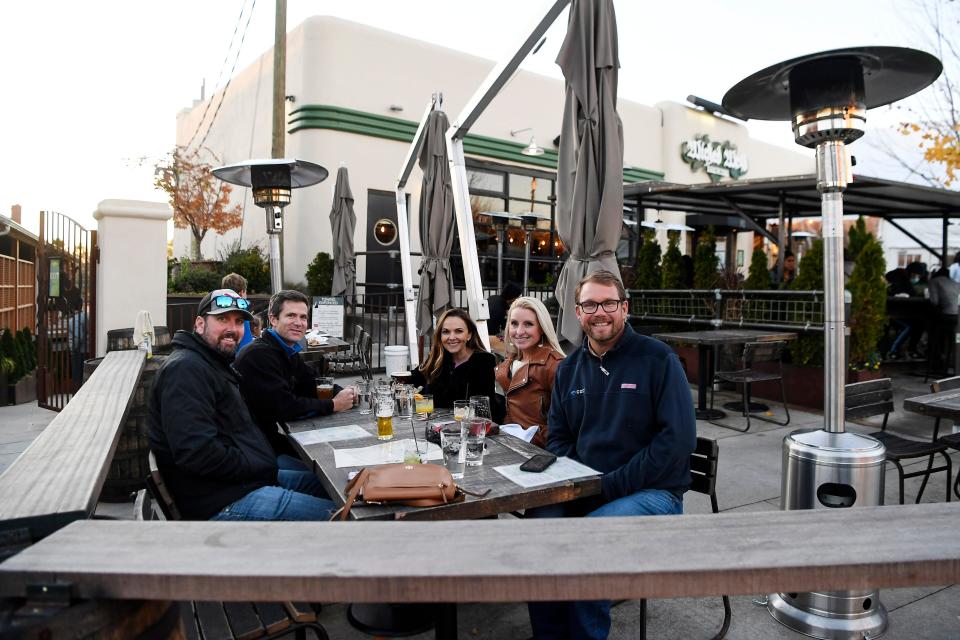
[465,418,487,467]
[356,379,374,415]
[439,423,467,479]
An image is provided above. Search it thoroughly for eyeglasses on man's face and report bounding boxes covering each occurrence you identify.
[577,299,623,314]
[212,295,250,311]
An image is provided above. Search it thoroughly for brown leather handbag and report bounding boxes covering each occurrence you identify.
[335,463,489,521]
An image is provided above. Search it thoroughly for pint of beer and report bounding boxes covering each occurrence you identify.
[375,385,394,440]
[315,376,335,400]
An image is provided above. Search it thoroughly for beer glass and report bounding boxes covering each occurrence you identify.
[375,385,394,440]
[315,376,335,400]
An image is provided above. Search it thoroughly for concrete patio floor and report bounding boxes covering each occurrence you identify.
[1,364,957,639]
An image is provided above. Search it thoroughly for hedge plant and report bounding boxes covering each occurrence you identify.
[633,229,661,289]
[306,251,334,296]
[789,239,824,366]
[847,221,886,370]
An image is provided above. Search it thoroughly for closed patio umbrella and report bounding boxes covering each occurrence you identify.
[416,109,456,335]
[554,0,624,344]
[329,166,356,298]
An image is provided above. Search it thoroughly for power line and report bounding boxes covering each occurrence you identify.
[184,0,257,153]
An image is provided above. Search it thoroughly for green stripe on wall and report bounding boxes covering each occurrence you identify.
[288,104,663,182]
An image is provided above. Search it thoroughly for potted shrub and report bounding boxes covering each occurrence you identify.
[847,218,887,382]
[10,328,38,404]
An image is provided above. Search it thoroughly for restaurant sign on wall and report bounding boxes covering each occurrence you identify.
[681,134,749,181]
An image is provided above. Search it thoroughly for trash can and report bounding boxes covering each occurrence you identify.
[768,428,888,639]
[384,345,410,376]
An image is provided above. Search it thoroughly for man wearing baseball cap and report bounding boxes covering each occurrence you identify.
[147,289,335,520]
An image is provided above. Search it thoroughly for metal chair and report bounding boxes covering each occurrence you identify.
[329,324,373,379]
[639,437,730,640]
[845,379,952,504]
[708,341,790,432]
[930,376,960,500]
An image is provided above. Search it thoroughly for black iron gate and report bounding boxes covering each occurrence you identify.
[36,211,97,411]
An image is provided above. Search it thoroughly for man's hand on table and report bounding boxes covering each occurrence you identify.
[332,387,356,412]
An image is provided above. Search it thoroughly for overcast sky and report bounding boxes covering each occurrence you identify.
[0,0,935,235]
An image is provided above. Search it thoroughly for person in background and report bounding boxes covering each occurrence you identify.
[409,308,499,416]
[493,297,564,447]
[235,290,354,459]
[221,273,254,351]
[949,251,960,284]
[770,251,797,289]
[147,288,335,521]
[927,267,960,372]
[250,313,264,339]
[526,270,696,640]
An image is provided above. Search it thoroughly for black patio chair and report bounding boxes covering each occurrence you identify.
[638,437,730,640]
[845,378,952,504]
[329,324,373,379]
[708,341,790,433]
[930,376,960,499]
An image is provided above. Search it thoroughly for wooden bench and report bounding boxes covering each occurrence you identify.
[0,350,145,544]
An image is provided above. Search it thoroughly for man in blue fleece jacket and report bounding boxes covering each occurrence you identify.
[527,270,696,640]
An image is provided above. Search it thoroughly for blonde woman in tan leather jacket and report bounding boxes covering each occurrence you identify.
[494,297,565,448]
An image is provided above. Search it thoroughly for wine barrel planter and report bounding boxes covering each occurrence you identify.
[106,326,173,355]
[84,354,167,502]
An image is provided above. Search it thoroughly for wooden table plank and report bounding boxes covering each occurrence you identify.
[0,351,145,539]
[287,410,600,520]
[1,504,958,603]
[903,389,960,421]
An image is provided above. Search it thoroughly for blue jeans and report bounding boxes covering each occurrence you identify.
[211,455,334,521]
[526,489,683,640]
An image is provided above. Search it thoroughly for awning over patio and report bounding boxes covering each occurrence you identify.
[624,173,960,221]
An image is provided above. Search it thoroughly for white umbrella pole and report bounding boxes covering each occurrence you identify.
[394,189,420,367]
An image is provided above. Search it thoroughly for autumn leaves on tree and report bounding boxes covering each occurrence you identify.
[155,147,242,259]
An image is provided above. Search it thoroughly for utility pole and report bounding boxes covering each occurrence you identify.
[271,0,286,282]
[271,0,286,159]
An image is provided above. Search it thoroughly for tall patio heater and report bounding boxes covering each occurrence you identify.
[723,47,941,639]
[213,159,329,293]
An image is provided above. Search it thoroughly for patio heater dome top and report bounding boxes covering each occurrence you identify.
[722,46,941,147]
[212,158,329,189]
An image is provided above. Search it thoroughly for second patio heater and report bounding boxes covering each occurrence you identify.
[723,47,941,639]
[213,159,329,293]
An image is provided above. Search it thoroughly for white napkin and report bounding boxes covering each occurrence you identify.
[499,423,539,443]
[134,310,155,357]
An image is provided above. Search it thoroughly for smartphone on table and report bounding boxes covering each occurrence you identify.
[520,453,557,473]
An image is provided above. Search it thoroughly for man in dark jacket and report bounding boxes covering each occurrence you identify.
[527,270,696,640]
[234,290,354,458]
[147,288,334,521]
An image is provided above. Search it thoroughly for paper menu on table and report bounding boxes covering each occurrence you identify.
[493,457,599,488]
[291,424,369,445]
[333,439,443,468]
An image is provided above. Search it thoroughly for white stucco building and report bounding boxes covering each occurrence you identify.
[174,16,812,289]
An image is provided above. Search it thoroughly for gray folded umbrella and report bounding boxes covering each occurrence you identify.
[416,110,456,336]
[329,166,356,298]
[554,0,625,344]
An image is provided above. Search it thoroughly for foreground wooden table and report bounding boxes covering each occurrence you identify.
[3,504,958,603]
[287,408,601,521]
[653,328,797,419]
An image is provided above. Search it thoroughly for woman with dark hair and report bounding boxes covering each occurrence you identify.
[409,308,497,410]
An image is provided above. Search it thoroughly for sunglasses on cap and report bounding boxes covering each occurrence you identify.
[211,295,250,311]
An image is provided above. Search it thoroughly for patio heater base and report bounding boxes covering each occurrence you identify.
[768,591,887,639]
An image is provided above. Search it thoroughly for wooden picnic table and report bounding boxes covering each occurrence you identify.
[652,329,797,420]
[287,408,601,521]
